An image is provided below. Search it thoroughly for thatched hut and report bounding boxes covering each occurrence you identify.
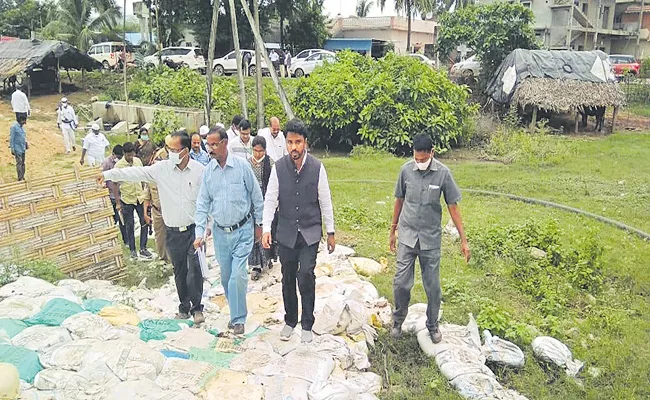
[485,49,626,132]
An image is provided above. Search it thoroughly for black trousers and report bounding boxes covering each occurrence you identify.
[14,152,25,181]
[110,198,127,245]
[15,112,27,121]
[279,233,319,331]
[165,226,203,315]
[122,201,148,252]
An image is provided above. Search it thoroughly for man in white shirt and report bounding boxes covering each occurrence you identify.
[258,116,288,162]
[80,124,110,166]
[11,87,30,121]
[226,115,243,142]
[98,131,207,325]
[227,118,253,159]
[57,97,78,154]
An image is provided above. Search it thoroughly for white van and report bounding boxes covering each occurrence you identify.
[88,42,135,69]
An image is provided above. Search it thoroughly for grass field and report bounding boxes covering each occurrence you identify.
[323,132,650,400]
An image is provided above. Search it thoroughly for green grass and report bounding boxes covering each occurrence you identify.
[626,103,650,118]
[322,132,650,400]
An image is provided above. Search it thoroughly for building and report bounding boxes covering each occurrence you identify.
[328,16,438,55]
[611,2,650,57]
[132,1,200,48]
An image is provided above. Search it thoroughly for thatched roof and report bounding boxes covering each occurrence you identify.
[512,77,626,112]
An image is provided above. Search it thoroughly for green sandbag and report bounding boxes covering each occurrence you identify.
[0,344,43,383]
[23,299,84,327]
[82,299,112,314]
[138,319,193,342]
[188,347,237,369]
[0,319,28,338]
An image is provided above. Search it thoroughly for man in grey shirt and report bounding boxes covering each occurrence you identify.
[389,134,471,343]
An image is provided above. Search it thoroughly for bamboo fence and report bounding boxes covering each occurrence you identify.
[0,167,125,281]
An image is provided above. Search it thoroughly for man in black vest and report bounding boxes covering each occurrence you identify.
[262,118,336,343]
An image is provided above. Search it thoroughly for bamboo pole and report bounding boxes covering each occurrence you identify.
[228,0,248,119]
[237,0,294,120]
[529,107,537,132]
[611,106,618,134]
[57,58,61,94]
[253,0,264,129]
[205,0,221,126]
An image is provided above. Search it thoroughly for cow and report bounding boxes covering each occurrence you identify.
[578,106,606,132]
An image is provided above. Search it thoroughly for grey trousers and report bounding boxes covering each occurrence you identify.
[393,241,442,332]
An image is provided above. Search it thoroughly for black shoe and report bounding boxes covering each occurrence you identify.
[251,268,261,281]
[390,325,403,339]
[139,249,153,260]
[175,312,190,320]
[130,251,138,260]
[430,327,442,344]
[233,324,244,335]
[228,321,234,330]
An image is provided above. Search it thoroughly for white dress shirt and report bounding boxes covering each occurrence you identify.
[57,106,78,126]
[103,159,206,228]
[263,154,335,234]
[226,127,239,142]
[258,128,288,162]
[11,90,30,113]
[82,132,110,159]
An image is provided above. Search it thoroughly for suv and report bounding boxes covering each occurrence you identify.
[88,42,134,69]
[212,50,269,76]
[144,47,206,72]
[290,51,335,77]
[609,54,640,77]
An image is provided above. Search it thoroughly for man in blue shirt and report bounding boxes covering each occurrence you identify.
[189,133,210,166]
[194,126,264,335]
[9,115,27,181]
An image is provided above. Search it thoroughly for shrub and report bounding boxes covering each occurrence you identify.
[639,57,650,79]
[151,110,182,145]
[0,259,65,285]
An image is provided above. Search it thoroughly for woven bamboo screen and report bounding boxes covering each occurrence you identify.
[0,168,125,281]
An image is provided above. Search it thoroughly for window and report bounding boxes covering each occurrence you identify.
[88,47,96,55]
[296,50,309,59]
[226,52,236,59]
[101,45,111,54]
[161,49,172,56]
[522,1,531,8]
[582,2,588,14]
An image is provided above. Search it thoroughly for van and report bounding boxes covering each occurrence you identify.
[88,42,135,69]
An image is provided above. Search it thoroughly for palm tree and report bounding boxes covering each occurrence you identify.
[42,0,121,52]
[356,0,374,17]
[378,0,433,53]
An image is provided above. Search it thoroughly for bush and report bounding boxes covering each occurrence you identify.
[0,259,65,286]
[294,51,477,154]
[640,57,650,79]
[151,110,182,145]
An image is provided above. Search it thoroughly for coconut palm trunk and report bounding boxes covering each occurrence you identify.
[205,0,220,125]
[253,0,264,129]
[237,0,294,120]
[406,0,412,52]
[228,0,248,119]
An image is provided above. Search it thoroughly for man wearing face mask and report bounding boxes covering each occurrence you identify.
[99,131,207,325]
[389,134,470,344]
[57,97,78,154]
[80,124,110,166]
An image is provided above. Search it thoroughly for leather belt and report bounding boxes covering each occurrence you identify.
[166,223,195,232]
[217,213,251,233]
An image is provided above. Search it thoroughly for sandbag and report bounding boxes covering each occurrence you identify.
[0,320,27,339]
[11,326,72,353]
[247,330,301,356]
[402,303,428,333]
[97,305,140,326]
[0,345,43,383]
[24,299,84,327]
[155,358,217,394]
[0,297,42,320]
[138,319,192,342]
[32,369,82,392]
[343,372,382,394]
[482,330,525,368]
[311,335,355,371]
[532,336,584,377]
[188,347,237,368]
[248,375,311,400]
[57,279,88,298]
[81,299,112,314]
[0,363,20,400]
[61,312,113,340]
[438,362,496,381]
[159,328,215,353]
[307,380,353,400]
[349,257,384,277]
[450,373,504,399]
[18,389,60,400]
[38,339,101,371]
[417,329,482,360]
[435,346,487,368]
[285,349,336,383]
[0,277,55,299]
[77,339,165,381]
[229,349,283,375]
[106,379,196,400]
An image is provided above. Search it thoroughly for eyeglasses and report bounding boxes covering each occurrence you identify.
[206,139,225,148]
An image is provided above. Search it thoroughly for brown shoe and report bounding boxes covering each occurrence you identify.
[193,311,205,325]
[175,312,190,320]
[430,327,442,344]
[233,324,245,335]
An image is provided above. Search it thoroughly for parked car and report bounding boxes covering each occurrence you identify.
[450,55,481,80]
[290,51,335,77]
[88,42,135,70]
[144,47,206,72]
[608,54,640,77]
[212,50,269,76]
[408,53,436,68]
[292,49,327,65]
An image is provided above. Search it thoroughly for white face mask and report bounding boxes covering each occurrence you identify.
[415,158,431,171]
[168,151,182,165]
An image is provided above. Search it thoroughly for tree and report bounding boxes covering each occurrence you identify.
[285,0,328,52]
[356,0,373,17]
[437,2,538,83]
[378,0,434,53]
[41,0,121,51]
[276,0,292,48]
[0,0,54,38]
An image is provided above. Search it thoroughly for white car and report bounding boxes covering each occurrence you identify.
[408,53,436,68]
[88,42,135,69]
[450,55,481,79]
[291,49,327,65]
[290,51,335,77]
[144,47,206,71]
[212,50,270,76]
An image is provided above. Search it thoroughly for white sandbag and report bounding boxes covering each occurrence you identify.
[229,349,283,374]
[0,362,20,400]
[106,379,196,400]
[56,280,88,298]
[285,349,336,383]
[350,341,371,370]
[203,383,264,400]
[75,361,121,397]
[160,329,215,353]
[343,371,382,394]
[155,358,217,394]
[0,277,55,299]
[248,375,311,400]
[17,389,60,400]
[402,303,427,333]
[61,312,113,340]
[450,373,504,399]
[82,340,164,381]
[0,296,42,320]
[37,287,81,306]
[11,326,72,353]
[33,369,82,392]
[482,330,525,368]
[307,380,353,400]
[443,219,460,240]
[532,336,584,377]
[349,257,383,277]
[250,330,301,356]
[417,329,483,360]
[355,395,379,400]
[438,362,496,381]
[39,339,101,371]
[309,335,355,370]
[435,346,487,369]
[312,294,349,335]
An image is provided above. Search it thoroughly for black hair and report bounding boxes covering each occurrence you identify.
[231,115,243,127]
[238,119,251,131]
[123,142,135,153]
[113,145,124,157]
[284,118,308,138]
[171,131,191,151]
[413,134,433,152]
[252,135,267,149]
[139,127,148,134]
[207,126,228,141]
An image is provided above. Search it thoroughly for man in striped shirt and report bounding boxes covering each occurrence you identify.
[227,119,253,160]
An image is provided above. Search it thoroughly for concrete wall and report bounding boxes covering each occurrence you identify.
[92,101,220,133]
